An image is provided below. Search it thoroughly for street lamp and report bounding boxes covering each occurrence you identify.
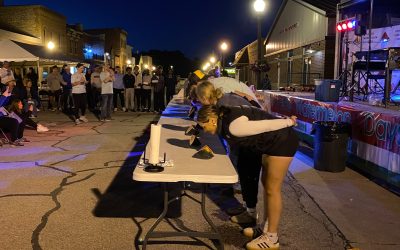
[127,59,132,65]
[254,0,266,89]
[47,41,55,50]
[210,56,216,64]
[220,42,228,71]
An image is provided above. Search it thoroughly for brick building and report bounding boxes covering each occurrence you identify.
[0,4,67,54]
[85,28,130,69]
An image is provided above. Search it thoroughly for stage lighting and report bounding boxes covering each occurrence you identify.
[336,18,356,33]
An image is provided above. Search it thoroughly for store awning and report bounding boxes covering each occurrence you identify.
[15,41,80,64]
[0,39,80,64]
[0,39,39,62]
[233,46,249,66]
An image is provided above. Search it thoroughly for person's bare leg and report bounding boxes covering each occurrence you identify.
[261,156,268,224]
[263,155,293,233]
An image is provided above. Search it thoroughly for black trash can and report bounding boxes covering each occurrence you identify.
[313,121,350,172]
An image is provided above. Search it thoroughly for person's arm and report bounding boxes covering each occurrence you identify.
[59,74,67,86]
[229,115,296,137]
[71,75,80,86]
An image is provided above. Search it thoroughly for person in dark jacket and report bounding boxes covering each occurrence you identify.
[61,65,73,114]
[8,99,49,132]
[151,66,165,113]
[197,104,298,250]
[123,67,135,111]
[0,87,25,146]
[165,68,177,104]
[26,67,41,108]
[18,78,40,117]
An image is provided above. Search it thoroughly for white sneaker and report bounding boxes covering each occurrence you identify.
[79,116,89,123]
[122,107,127,112]
[246,233,279,250]
[75,119,81,125]
[105,119,111,122]
[114,108,118,111]
[37,124,49,132]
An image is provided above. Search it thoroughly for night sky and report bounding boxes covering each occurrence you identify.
[5,0,282,60]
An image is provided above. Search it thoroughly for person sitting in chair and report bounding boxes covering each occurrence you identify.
[0,86,25,146]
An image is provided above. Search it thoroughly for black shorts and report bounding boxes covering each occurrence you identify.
[261,128,299,157]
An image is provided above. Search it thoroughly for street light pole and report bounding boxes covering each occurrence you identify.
[257,15,263,89]
[254,0,266,89]
[220,42,228,72]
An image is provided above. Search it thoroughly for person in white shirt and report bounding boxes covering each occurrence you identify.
[99,64,114,121]
[0,61,15,92]
[71,63,88,125]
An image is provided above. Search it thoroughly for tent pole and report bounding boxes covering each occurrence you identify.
[37,60,41,87]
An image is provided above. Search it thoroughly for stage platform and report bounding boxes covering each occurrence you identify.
[256,90,400,190]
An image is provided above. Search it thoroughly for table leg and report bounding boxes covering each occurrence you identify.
[141,183,224,250]
[142,183,168,250]
[201,184,224,250]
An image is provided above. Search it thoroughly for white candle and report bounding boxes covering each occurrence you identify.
[148,124,161,164]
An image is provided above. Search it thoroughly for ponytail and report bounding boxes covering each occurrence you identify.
[196,81,223,105]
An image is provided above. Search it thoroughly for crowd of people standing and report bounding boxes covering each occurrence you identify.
[0,61,179,145]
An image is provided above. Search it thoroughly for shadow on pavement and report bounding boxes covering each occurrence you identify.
[92,121,182,219]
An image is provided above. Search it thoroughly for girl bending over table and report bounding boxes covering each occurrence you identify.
[197,104,298,250]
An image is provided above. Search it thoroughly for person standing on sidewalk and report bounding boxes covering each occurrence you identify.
[113,66,125,112]
[26,67,40,108]
[151,66,165,113]
[165,67,177,104]
[61,65,73,114]
[90,66,102,110]
[46,66,64,111]
[85,68,94,111]
[100,64,114,121]
[133,66,142,111]
[141,69,152,112]
[123,67,135,112]
[71,63,89,125]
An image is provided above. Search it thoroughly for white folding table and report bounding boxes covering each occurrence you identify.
[133,94,238,249]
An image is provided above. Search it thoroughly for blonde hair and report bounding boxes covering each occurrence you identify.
[195,81,223,105]
[197,105,219,124]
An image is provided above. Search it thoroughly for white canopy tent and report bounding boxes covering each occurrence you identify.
[0,39,39,62]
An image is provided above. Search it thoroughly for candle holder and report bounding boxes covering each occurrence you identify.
[142,148,166,173]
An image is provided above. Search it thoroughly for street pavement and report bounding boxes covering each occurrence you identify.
[0,110,399,250]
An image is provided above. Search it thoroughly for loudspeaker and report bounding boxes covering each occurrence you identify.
[355,25,366,36]
[315,79,341,102]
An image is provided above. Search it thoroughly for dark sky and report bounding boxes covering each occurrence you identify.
[5,0,282,60]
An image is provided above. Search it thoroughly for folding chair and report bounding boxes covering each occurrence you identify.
[0,127,10,146]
